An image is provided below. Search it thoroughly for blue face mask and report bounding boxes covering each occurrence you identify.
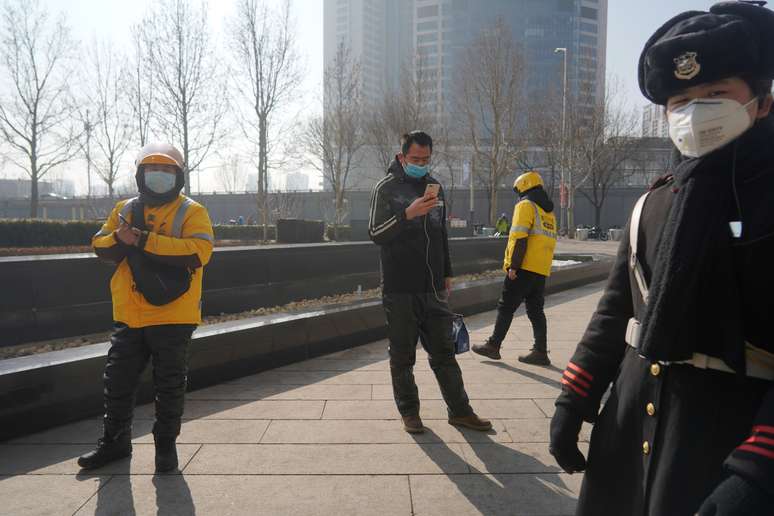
[144,170,177,194]
[404,163,428,178]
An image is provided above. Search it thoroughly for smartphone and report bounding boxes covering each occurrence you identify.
[424,183,440,198]
[118,213,129,225]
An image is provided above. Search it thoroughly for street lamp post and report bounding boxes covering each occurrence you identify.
[554,47,568,235]
[84,109,92,199]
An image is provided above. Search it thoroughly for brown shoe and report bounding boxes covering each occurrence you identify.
[402,415,425,434]
[448,413,493,432]
[517,349,551,366]
[472,340,501,360]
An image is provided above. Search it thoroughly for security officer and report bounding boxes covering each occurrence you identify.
[549,2,774,514]
[78,143,214,473]
[472,171,557,366]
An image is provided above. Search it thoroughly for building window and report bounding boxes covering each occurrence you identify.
[581,6,598,20]
[581,22,597,34]
[417,32,438,43]
[580,34,597,46]
[417,20,438,31]
[557,0,573,11]
[417,4,439,18]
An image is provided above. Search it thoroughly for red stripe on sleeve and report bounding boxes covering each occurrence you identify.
[561,377,589,397]
[563,370,591,390]
[745,435,774,447]
[738,444,774,460]
[752,425,774,437]
[567,362,594,382]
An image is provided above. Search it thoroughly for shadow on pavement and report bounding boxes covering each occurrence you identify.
[413,428,578,515]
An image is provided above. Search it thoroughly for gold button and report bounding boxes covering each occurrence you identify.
[643,441,651,455]
[650,363,661,376]
[646,403,656,416]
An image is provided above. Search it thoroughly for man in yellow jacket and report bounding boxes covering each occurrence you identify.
[472,171,557,366]
[78,143,213,473]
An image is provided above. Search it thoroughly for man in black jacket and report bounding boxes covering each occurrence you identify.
[549,3,774,515]
[369,131,491,434]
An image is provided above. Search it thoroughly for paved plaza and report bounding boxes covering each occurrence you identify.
[0,282,603,515]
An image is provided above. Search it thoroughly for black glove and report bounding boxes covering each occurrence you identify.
[549,404,587,474]
[697,474,772,516]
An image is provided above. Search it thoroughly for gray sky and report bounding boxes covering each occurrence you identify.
[11,0,722,194]
[608,0,717,108]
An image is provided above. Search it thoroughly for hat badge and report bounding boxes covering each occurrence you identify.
[674,52,701,80]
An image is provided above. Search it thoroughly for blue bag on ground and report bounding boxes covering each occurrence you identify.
[452,314,469,354]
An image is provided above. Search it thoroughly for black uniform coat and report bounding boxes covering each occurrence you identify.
[556,119,774,515]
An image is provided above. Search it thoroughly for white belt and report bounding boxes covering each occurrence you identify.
[625,318,774,381]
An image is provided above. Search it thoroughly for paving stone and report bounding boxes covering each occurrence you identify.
[0,444,200,475]
[133,420,271,444]
[322,399,544,420]
[74,474,412,516]
[410,473,580,516]
[503,419,594,443]
[185,443,470,475]
[0,474,105,516]
[532,399,558,418]
[322,400,450,420]
[459,442,563,474]
[187,383,372,401]
[372,383,561,400]
[260,419,512,444]
[134,400,325,420]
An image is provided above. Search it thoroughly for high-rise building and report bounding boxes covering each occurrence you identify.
[323,0,609,190]
[412,0,608,116]
[642,103,670,138]
[323,0,413,106]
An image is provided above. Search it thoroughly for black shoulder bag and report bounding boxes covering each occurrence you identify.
[126,200,192,306]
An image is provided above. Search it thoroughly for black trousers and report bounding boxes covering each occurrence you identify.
[489,269,547,351]
[383,292,473,418]
[103,323,195,439]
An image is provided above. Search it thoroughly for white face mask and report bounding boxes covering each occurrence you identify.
[668,97,757,158]
[144,170,177,194]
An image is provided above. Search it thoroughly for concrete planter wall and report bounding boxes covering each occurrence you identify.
[2,237,508,347]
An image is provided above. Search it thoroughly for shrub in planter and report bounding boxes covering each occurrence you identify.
[0,219,102,247]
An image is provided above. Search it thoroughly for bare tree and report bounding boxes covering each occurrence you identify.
[141,0,227,195]
[298,43,364,239]
[267,190,301,222]
[0,0,79,217]
[80,39,133,198]
[128,25,154,147]
[567,80,640,228]
[229,0,302,240]
[455,20,528,224]
[367,56,436,172]
[432,122,462,217]
[525,90,565,198]
[215,155,245,192]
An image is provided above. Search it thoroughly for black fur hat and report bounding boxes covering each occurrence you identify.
[639,1,774,105]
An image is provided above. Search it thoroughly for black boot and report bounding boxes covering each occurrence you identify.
[78,431,132,470]
[518,348,551,366]
[472,338,502,360]
[154,436,179,473]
